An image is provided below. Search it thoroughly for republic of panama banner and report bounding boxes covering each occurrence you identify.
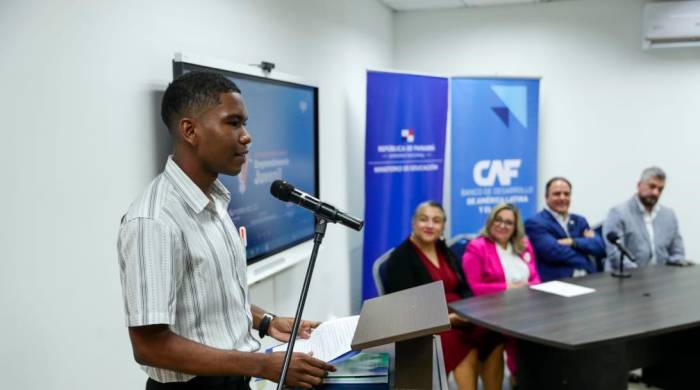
[450,77,540,235]
[362,71,448,300]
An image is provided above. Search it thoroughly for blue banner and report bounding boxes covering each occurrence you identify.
[362,71,448,300]
[450,78,540,235]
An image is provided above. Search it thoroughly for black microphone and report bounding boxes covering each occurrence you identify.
[606,231,636,261]
[270,180,364,231]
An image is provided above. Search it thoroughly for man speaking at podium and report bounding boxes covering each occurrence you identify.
[117,72,333,389]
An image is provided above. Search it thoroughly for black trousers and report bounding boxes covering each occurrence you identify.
[146,376,250,390]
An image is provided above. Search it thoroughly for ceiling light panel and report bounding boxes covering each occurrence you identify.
[464,0,541,6]
[380,0,464,11]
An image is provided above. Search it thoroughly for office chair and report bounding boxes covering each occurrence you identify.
[592,223,605,272]
[372,247,395,296]
[446,233,476,258]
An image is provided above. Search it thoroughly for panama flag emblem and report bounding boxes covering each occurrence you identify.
[401,128,415,143]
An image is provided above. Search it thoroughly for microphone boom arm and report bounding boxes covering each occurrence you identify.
[276,217,327,389]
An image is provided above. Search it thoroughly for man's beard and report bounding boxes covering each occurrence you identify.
[639,195,658,208]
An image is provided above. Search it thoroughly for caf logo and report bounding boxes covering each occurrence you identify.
[473,159,522,186]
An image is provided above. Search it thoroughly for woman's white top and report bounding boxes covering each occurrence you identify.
[495,242,530,284]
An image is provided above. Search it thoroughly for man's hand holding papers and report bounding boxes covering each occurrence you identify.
[272,315,360,362]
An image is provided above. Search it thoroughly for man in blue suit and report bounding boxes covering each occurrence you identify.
[525,177,606,282]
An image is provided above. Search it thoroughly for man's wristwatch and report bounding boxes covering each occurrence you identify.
[258,313,276,338]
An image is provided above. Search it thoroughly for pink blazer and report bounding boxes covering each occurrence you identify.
[462,236,541,296]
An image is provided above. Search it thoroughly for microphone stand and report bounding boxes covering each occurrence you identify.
[276,217,327,389]
[611,250,631,278]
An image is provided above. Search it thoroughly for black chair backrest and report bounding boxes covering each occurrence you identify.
[372,247,394,295]
[447,233,476,258]
[592,223,605,272]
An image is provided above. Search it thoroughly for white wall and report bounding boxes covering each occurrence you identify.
[4,0,699,387]
[394,0,700,260]
[0,0,392,388]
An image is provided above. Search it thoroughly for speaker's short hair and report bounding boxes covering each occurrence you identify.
[160,71,240,133]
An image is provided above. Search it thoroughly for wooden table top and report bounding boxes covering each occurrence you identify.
[449,265,700,349]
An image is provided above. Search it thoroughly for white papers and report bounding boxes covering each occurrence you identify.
[272,315,359,362]
[529,281,595,297]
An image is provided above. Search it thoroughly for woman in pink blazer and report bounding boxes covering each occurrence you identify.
[462,203,541,386]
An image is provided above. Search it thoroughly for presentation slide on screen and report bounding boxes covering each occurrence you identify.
[217,77,317,263]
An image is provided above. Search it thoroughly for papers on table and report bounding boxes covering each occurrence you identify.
[530,281,595,297]
[272,315,359,362]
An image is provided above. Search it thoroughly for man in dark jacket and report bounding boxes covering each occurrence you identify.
[525,177,605,282]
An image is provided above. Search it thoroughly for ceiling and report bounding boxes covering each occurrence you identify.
[379,0,555,11]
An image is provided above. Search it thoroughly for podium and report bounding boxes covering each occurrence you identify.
[351,281,450,389]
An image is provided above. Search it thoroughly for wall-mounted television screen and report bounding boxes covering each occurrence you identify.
[173,59,319,266]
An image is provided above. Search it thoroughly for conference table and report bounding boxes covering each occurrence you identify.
[449,265,700,389]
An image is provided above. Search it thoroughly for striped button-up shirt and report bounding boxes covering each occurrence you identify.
[117,156,259,383]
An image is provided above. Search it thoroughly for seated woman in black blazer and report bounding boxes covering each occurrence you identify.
[384,201,504,390]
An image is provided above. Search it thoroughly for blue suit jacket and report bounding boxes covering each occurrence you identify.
[525,210,606,282]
